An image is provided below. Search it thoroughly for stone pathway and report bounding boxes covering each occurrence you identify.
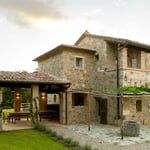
[65,124,150,146]
[46,123,150,150]
[2,120,150,150]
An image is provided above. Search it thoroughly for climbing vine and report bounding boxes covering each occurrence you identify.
[30,96,39,125]
[105,86,150,94]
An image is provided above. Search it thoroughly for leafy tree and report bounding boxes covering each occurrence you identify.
[2,88,14,109]
[2,87,31,109]
[21,88,31,103]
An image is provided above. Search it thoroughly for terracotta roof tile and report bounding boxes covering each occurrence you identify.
[0,71,69,84]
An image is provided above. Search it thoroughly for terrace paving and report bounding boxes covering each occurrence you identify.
[2,120,150,150]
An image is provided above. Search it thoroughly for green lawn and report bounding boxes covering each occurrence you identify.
[0,129,71,150]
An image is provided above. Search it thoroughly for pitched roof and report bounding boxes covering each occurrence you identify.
[33,44,95,61]
[0,71,69,85]
[34,31,150,62]
[75,30,150,50]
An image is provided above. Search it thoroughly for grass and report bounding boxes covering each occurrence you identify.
[33,123,81,149]
[0,129,71,150]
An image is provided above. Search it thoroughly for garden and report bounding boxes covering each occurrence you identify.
[0,129,70,150]
[0,124,93,150]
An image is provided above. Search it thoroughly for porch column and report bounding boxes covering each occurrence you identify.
[66,91,73,124]
[59,92,66,124]
[31,84,40,110]
[14,88,21,112]
[121,48,127,68]
[141,51,146,69]
[0,88,2,131]
[0,88,2,103]
[87,92,91,131]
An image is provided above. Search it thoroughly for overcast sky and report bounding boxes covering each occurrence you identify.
[0,0,150,72]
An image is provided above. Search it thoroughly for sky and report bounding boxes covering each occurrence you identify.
[0,0,150,72]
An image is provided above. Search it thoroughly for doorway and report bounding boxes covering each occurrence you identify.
[97,98,107,124]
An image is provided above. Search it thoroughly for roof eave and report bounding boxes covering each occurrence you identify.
[75,31,150,51]
[33,44,96,62]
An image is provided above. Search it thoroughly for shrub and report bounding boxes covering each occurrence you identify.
[33,123,40,130]
[49,131,58,137]
[34,123,46,132]
[34,123,82,149]
[83,144,92,150]
[70,140,79,147]
[56,134,64,141]
[44,128,52,135]
[2,106,12,109]
[64,137,72,145]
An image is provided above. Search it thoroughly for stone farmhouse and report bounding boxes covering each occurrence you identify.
[33,31,150,125]
[1,31,150,129]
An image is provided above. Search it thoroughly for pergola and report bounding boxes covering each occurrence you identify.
[0,71,70,129]
[0,71,70,92]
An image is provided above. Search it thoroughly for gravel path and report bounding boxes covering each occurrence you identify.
[46,123,150,150]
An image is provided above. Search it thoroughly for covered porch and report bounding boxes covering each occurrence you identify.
[0,71,71,130]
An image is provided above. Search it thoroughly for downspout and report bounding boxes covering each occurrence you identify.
[117,42,128,120]
[117,44,120,119]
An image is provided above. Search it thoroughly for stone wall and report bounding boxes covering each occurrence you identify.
[107,97,118,124]
[37,35,150,125]
[38,47,96,124]
[38,52,64,78]
[38,47,95,90]
[123,69,150,87]
[62,49,95,90]
[122,96,150,125]
[66,92,97,124]
[145,53,150,69]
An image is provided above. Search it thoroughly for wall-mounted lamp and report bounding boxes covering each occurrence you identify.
[15,92,20,100]
[41,92,46,100]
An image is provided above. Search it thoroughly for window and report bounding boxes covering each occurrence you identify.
[72,93,85,106]
[47,94,59,104]
[95,54,99,60]
[75,57,84,69]
[131,59,137,68]
[127,48,141,69]
[136,100,142,112]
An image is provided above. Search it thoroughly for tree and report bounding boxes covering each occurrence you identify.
[2,87,31,109]
[2,88,14,109]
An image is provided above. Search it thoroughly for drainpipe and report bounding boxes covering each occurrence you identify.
[116,42,128,120]
[116,44,120,119]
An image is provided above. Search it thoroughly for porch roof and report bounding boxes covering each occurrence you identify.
[0,71,70,93]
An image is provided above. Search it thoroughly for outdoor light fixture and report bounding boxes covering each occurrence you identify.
[15,92,20,100]
[41,92,46,100]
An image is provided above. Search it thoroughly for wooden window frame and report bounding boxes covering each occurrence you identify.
[72,93,85,106]
[136,100,142,112]
[75,56,84,69]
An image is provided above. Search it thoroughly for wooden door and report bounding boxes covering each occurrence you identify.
[98,98,107,124]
